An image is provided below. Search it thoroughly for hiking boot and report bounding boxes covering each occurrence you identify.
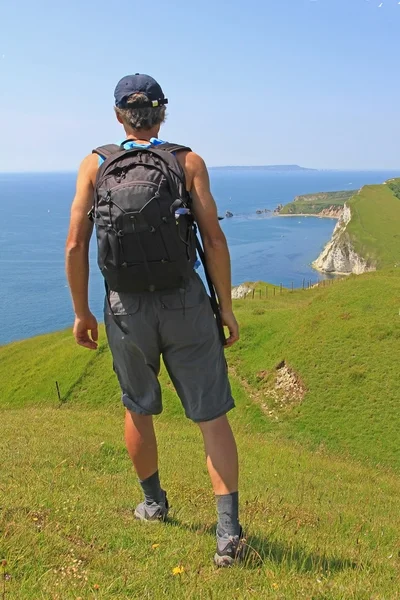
[214,526,246,567]
[134,490,169,522]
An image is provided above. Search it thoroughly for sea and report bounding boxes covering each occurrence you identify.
[1,169,399,345]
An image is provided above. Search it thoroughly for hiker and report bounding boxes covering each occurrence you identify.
[65,74,243,566]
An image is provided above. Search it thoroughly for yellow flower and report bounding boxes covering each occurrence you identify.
[272,582,279,590]
[172,565,185,575]
[152,544,160,549]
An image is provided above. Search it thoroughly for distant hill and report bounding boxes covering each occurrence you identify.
[280,189,357,216]
[210,164,317,172]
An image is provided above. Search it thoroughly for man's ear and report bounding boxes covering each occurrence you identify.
[114,108,123,124]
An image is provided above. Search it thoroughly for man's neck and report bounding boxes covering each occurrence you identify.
[124,128,160,143]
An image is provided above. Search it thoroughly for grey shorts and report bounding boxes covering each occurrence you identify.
[104,273,235,422]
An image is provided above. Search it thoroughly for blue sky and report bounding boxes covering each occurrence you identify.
[1,0,399,171]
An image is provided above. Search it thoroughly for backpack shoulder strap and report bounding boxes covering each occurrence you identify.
[153,142,192,154]
[92,144,121,160]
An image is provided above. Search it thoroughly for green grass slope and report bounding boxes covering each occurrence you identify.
[2,403,400,599]
[280,190,356,215]
[346,182,400,269]
[387,177,400,200]
[1,270,400,597]
[229,270,400,470]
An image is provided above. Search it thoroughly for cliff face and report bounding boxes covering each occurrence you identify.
[313,205,376,275]
[316,205,344,219]
[231,284,252,299]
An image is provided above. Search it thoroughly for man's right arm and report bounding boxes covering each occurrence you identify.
[185,152,239,347]
[65,154,99,350]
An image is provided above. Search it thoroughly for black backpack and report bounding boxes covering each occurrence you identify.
[91,141,197,293]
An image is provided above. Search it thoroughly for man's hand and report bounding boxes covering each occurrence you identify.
[73,313,99,350]
[220,309,239,348]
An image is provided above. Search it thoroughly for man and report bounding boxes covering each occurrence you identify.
[66,74,243,566]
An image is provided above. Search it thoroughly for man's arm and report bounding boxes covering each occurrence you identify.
[186,152,239,347]
[65,154,99,350]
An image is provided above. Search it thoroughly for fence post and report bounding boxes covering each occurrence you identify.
[273,287,276,297]
[252,289,255,299]
[265,286,268,298]
[302,278,305,290]
[55,381,62,403]
[280,283,282,295]
[259,289,261,299]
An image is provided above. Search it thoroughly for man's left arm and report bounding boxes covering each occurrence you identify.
[65,154,99,350]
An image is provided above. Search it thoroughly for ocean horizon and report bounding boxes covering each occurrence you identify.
[1,168,399,345]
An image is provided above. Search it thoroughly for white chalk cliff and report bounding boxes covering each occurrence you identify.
[313,204,376,275]
[231,284,252,299]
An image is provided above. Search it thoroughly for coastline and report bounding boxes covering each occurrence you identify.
[275,213,340,220]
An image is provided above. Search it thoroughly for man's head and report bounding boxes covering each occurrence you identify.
[114,74,167,133]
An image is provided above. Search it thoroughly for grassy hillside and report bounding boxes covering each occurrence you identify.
[228,269,400,469]
[1,270,400,598]
[280,190,356,215]
[387,177,400,200]
[346,182,400,269]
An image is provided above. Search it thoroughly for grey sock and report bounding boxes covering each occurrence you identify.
[139,471,163,505]
[216,491,240,537]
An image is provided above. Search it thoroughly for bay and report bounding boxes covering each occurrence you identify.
[0,169,398,344]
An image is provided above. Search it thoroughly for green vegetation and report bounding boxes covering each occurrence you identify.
[346,182,400,269]
[2,268,400,598]
[229,270,400,469]
[386,177,400,200]
[280,190,356,215]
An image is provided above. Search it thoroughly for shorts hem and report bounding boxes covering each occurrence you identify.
[122,394,162,417]
[188,399,235,423]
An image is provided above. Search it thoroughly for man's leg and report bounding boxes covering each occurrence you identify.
[198,414,244,565]
[198,414,238,495]
[125,410,167,518]
[198,415,240,536]
[125,410,158,480]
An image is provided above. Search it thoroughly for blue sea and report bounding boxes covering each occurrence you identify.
[1,169,399,344]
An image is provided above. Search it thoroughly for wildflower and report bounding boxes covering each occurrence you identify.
[93,583,100,590]
[272,582,279,590]
[172,565,185,575]
[152,543,160,549]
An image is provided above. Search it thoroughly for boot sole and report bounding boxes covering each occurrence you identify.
[214,553,237,567]
[134,509,169,522]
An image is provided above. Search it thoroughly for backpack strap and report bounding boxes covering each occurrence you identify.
[153,142,192,154]
[92,144,121,160]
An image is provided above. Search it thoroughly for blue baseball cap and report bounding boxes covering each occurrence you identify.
[114,73,168,108]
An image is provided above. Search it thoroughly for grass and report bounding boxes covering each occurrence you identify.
[280,190,356,215]
[386,177,400,200]
[229,269,400,470]
[2,398,400,598]
[346,183,400,269]
[2,268,400,598]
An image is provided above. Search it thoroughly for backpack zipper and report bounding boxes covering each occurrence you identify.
[107,180,160,193]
